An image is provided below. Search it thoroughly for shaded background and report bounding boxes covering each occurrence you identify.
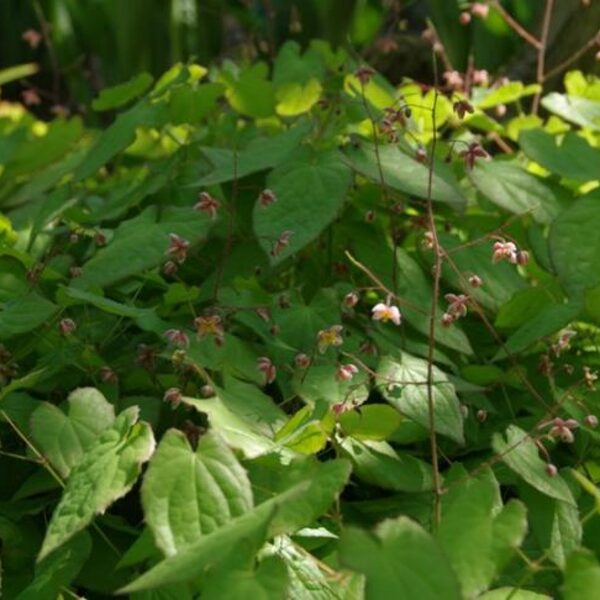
[1,0,599,115]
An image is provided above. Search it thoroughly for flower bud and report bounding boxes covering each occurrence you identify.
[344,292,359,308]
[59,318,77,336]
[459,11,471,25]
[364,210,375,223]
[163,387,182,409]
[516,250,530,266]
[585,414,599,429]
[295,353,311,369]
[546,463,558,477]
[476,409,487,422]
[163,261,178,276]
[469,275,483,288]
[201,384,215,398]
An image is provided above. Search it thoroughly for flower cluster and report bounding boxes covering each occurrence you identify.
[441,294,469,327]
[492,239,529,266]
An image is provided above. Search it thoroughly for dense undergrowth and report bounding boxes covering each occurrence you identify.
[1,27,600,600]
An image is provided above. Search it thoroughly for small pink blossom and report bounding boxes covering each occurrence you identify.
[460,142,488,170]
[257,356,276,384]
[163,260,178,276]
[423,230,435,249]
[164,329,190,349]
[344,292,359,308]
[546,463,558,477]
[194,192,220,220]
[441,312,455,327]
[22,29,43,49]
[453,99,474,119]
[515,250,530,266]
[59,318,77,336]
[259,189,277,208]
[163,387,182,408]
[545,417,578,444]
[459,11,471,25]
[271,230,294,257]
[444,293,469,318]
[166,233,190,264]
[21,89,41,106]
[99,366,117,384]
[332,402,352,415]
[194,315,224,344]
[443,70,464,90]
[492,240,518,264]
[335,363,359,382]
[471,3,490,18]
[355,66,375,86]
[295,353,311,369]
[584,414,598,429]
[415,147,427,163]
[472,69,490,86]
[469,275,483,288]
[371,303,402,325]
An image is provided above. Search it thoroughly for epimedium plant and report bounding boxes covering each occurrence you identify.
[1,35,600,599]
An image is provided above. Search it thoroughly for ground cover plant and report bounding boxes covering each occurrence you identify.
[1,2,600,598]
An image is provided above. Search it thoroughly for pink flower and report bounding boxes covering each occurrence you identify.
[515,250,530,266]
[492,240,518,264]
[472,69,489,86]
[546,417,578,444]
[59,318,77,336]
[166,233,190,264]
[459,11,471,25]
[469,275,483,288]
[164,329,190,349]
[546,463,558,477]
[21,89,41,106]
[471,3,490,18]
[355,66,375,86]
[295,353,311,368]
[344,292,359,308]
[441,312,455,327]
[194,192,220,220]
[259,189,277,208]
[443,70,464,90]
[163,260,178,276]
[257,356,276,384]
[22,29,43,49]
[371,303,402,325]
[335,363,359,382]
[584,414,598,429]
[163,387,182,408]
[444,293,469,318]
[271,230,294,257]
[460,142,488,170]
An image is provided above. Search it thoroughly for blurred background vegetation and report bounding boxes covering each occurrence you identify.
[1,0,599,118]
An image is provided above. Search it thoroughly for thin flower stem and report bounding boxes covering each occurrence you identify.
[532,0,555,114]
[424,53,444,533]
[491,0,541,50]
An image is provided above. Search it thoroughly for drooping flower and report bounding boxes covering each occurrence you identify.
[441,312,454,327]
[295,353,311,369]
[453,99,474,119]
[164,329,190,349]
[258,189,277,208]
[257,356,276,385]
[344,291,359,308]
[355,66,375,86]
[469,275,483,288]
[166,233,190,264]
[471,2,490,18]
[492,239,518,264]
[444,293,469,318]
[585,414,599,429]
[317,325,344,353]
[371,303,402,325]
[547,417,578,444]
[163,387,182,409]
[194,191,220,220]
[271,230,294,257]
[460,142,488,170]
[335,363,359,382]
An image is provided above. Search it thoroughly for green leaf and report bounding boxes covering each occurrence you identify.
[30,387,115,478]
[141,429,253,557]
[182,395,280,458]
[495,289,555,330]
[343,143,466,207]
[74,100,168,181]
[492,425,575,504]
[121,459,350,592]
[223,63,275,118]
[92,72,154,111]
[0,292,59,339]
[16,532,91,600]
[339,516,462,600]
[520,484,581,569]
[203,555,290,600]
[377,353,464,444]
[338,404,403,441]
[549,195,600,298]
[194,122,311,186]
[519,129,600,181]
[38,406,155,560]
[564,549,600,600]
[542,93,600,131]
[254,148,351,264]
[168,83,224,124]
[0,63,39,86]
[494,302,581,359]
[76,206,212,288]
[276,79,322,117]
[476,82,540,109]
[479,589,551,600]
[340,438,433,492]
[470,160,562,224]
[437,466,527,597]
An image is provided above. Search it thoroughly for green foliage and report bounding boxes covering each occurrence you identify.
[1,31,600,598]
